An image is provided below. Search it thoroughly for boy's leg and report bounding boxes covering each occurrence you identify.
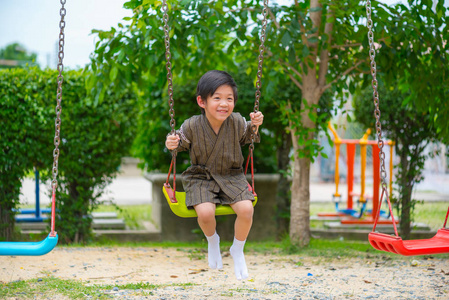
[194,202,222,269]
[229,200,254,280]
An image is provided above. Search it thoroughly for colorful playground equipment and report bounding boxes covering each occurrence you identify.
[14,169,51,223]
[318,122,395,224]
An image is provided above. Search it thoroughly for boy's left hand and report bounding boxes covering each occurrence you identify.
[250,111,264,126]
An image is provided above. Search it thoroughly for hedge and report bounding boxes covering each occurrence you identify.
[0,67,138,243]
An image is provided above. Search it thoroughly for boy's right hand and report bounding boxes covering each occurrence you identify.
[165,134,180,150]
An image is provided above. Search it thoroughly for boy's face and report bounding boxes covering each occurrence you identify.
[197,85,235,126]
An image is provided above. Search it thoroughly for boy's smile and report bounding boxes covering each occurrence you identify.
[197,85,235,132]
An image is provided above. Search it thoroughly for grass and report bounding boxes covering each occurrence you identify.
[0,277,195,299]
[93,200,448,231]
[414,201,449,230]
[310,201,449,230]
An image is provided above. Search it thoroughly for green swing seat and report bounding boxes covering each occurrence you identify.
[163,183,258,218]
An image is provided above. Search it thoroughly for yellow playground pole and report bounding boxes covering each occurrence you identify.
[328,122,341,198]
[359,128,371,204]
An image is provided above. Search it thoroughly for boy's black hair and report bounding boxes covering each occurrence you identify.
[196,70,238,114]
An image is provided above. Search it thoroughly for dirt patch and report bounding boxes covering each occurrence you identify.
[1,247,448,299]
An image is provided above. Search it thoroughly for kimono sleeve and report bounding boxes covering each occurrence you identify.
[238,115,261,146]
[176,120,193,152]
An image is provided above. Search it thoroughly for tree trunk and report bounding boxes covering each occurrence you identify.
[400,184,413,240]
[0,175,20,241]
[289,127,313,246]
[0,205,14,241]
[276,130,292,237]
[287,67,322,244]
[399,146,413,239]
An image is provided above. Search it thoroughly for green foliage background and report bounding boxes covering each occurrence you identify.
[0,67,138,243]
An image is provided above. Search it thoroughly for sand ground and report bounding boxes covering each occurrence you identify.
[1,246,449,299]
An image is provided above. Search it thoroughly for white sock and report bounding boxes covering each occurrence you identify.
[206,232,223,270]
[230,237,248,280]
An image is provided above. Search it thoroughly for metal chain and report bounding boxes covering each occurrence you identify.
[162,0,175,136]
[366,0,388,194]
[250,0,269,151]
[51,0,66,190]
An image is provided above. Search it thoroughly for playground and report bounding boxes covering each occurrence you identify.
[2,0,449,298]
[2,244,449,299]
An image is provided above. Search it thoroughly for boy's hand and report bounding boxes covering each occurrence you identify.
[250,111,264,126]
[165,134,180,150]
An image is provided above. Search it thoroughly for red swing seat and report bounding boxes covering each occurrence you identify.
[369,228,449,256]
[369,190,449,256]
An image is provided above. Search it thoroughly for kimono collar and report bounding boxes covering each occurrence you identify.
[201,113,229,137]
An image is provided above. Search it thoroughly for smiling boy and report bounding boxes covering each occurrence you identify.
[165,70,264,280]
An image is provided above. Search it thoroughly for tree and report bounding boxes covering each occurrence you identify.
[374,0,449,144]
[0,43,38,68]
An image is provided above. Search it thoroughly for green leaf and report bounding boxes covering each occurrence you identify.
[302,45,310,58]
[281,31,292,47]
[288,47,296,65]
[307,36,319,44]
[110,66,119,82]
[180,0,191,6]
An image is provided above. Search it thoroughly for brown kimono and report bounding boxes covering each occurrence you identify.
[176,112,260,208]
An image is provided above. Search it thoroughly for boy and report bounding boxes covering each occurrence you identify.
[165,70,264,280]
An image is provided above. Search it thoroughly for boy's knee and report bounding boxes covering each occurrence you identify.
[197,209,216,223]
[237,201,254,220]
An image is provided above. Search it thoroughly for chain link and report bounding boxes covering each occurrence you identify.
[366,0,388,194]
[162,0,175,137]
[250,0,269,151]
[51,0,66,190]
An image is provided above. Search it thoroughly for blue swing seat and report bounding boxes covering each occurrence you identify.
[0,234,58,256]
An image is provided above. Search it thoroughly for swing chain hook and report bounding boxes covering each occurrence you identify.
[51,0,66,190]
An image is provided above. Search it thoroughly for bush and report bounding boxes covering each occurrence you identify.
[0,67,138,243]
[0,68,53,240]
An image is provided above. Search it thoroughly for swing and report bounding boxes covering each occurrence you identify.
[365,0,449,256]
[161,0,269,218]
[0,0,66,256]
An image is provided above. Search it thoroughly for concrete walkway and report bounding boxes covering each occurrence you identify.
[19,174,449,206]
